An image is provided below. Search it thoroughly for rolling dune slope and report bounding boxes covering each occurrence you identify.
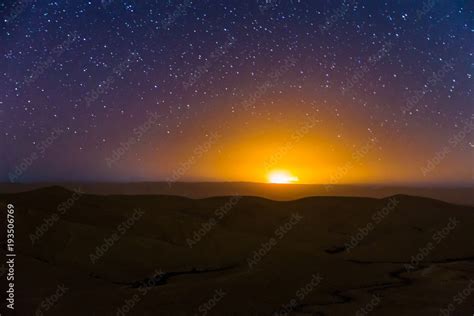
[1,187,473,315]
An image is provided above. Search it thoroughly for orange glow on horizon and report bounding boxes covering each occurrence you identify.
[145,112,471,185]
[268,170,299,184]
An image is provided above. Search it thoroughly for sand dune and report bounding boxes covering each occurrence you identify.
[1,186,473,315]
[1,182,473,206]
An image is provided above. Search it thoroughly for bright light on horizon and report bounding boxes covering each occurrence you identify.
[268,170,299,184]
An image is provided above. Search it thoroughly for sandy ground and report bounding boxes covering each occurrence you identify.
[0,186,473,315]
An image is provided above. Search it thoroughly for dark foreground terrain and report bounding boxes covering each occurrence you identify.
[1,182,473,206]
[1,187,473,315]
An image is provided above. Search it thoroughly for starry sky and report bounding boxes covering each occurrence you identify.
[1,0,473,184]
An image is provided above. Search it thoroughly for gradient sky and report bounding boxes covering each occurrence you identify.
[1,0,473,184]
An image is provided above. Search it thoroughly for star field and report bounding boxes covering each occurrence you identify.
[1,0,472,183]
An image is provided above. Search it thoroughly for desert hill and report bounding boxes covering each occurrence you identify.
[1,187,473,315]
[1,182,473,206]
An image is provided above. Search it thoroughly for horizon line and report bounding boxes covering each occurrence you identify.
[1,180,473,187]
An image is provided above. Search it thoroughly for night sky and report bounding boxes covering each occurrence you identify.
[1,0,472,184]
